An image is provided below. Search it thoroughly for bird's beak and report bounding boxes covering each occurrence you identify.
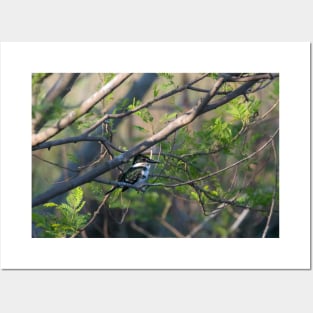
[147,159,159,164]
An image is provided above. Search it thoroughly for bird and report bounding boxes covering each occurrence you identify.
[118,154,159,191]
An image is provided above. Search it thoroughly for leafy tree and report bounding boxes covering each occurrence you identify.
[32,73,279,238]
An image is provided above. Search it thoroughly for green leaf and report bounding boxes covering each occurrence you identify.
[75,200,86,213]
[32,213,48,228]
[58,203,73,215]
[43,202,58,208]
[214,225,229,237]
[113,98,130,114]
[207,73,219,79]
[203,185,210,192]
[33,185,89,237]
[153,84,159,97]
[135,108,153,123]
[210,190,219,197]
[66,186,83,209]
[67,153,79,164]
[160,112,177,123]
[133,125,147,132]
[190,191,199,201]
[32,73,50,86]
[102,73,115,84]
[272,80,279,96]
[159,73,175,90]
[236,194,248,204]
[127,97,141,111]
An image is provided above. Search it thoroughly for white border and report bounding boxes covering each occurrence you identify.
[0,42,310,269]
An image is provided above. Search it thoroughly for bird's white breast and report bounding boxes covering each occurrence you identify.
[132,163,151,186]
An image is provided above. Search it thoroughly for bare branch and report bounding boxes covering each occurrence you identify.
[186,202,230,238]
[32,154,79,173]
[200,79,260,114]
[32,73,132,146]
[32,77,226,207]
[32,74,210,152]
[221,73,278,82]
[229,209,250,234]
[156,217,185,238]
[32,76,275,207]
[261,100,279,119]
[262,139,278,238]
[32,73,80,133]
[32,134,122,153]
[82,73,209,135]
[130,222,155,238]
[93,178,149,191]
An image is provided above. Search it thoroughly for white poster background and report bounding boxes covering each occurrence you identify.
[0,42,310,269]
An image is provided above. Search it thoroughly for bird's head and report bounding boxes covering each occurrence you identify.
[133,154,159,165]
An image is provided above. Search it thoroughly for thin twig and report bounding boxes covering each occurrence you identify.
[82,73,209,136]
[221,73,278,82]
[32,153,79,173]
[261,100,279,119]
[229,208,250,234]
[32,133,123,152]
[156,217,185,238]
[151,128,279,188]
[186,203,229,238]
[70,192,111,238]
[262,139,278,238]
[130,222,155,238]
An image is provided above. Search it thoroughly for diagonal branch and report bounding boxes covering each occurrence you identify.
[32,74,210,152]
[220,73,278,82]
[81,73,209,136]
[32,77,226,207]
[150,128,279,188]
[200,79,261,114]
[32,73,132,146]
[33,73,80,133]
[32,76,270,207]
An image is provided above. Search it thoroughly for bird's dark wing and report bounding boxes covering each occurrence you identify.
[118,166,145,191]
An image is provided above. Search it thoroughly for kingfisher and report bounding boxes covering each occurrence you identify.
[118,154,159,191]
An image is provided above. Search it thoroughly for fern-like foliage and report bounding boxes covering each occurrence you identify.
[33,187,90,237]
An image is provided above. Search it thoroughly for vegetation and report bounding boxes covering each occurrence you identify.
[32,187,89,237]
[32,73,279,238]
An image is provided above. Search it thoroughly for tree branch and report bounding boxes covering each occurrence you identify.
[220,73,278,82]
[32,134,121,152]
[32,74,210,151]
[81,73,209,136]
[32,77,225,207]
[32,73,80,133]
[32,76,272,207]
[32,73,132,146]
[200,79,262,114]
[151,128,279,188]
[262,139,278,238]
